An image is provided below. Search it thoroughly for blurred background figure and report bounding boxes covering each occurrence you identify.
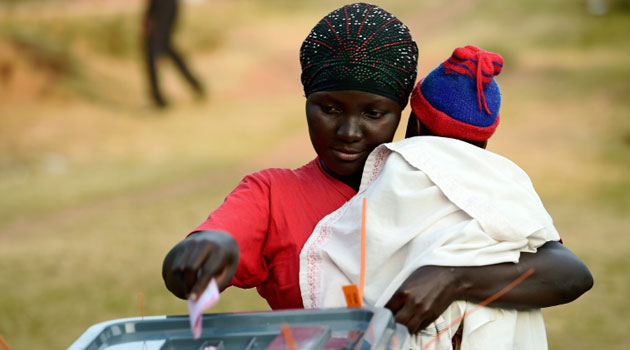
[142,0,204,108]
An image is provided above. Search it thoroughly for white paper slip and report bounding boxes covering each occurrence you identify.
[187,278,220,339]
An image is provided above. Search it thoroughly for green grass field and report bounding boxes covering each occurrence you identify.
[0,0,628,348]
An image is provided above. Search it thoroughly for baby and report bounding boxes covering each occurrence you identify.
[300,46,559,350]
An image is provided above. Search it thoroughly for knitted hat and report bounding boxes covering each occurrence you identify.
[410,45,503,141]
[300,3,418,108]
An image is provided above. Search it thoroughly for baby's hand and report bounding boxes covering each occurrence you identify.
[162,230,239,300]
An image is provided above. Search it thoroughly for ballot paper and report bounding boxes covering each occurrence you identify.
[187,278,220,339]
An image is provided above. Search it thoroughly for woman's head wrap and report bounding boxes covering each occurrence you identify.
[300,3,418,108]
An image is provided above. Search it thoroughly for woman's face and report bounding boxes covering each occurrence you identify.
[306,90,402,179]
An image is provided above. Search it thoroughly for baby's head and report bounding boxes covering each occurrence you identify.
[406,46,504,148]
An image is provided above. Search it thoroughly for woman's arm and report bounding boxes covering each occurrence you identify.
[162,172,274,301]
[457,241,593,307]
[385,241,593,333]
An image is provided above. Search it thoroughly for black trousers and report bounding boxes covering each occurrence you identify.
[144,31,203,106]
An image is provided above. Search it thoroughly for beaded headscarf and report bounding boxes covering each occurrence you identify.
[300,3,418,108]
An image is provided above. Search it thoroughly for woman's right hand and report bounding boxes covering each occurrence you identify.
[162,230,240,301]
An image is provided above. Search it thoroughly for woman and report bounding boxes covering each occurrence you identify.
[162,3,592,334]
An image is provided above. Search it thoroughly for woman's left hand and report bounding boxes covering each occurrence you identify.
[384,241,594,334]
[384,265,463,334]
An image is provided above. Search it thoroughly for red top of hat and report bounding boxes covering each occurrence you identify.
[443,45,503,114]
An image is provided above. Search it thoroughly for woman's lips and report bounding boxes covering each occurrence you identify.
[330,148,364,161]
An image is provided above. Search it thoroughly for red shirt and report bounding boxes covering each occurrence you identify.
[195,158,356,309]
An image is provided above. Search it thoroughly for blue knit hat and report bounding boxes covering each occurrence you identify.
[410,45,503,141]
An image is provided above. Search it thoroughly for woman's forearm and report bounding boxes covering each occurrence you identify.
[456,241,593,308]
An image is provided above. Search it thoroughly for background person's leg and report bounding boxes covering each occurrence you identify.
[146,40,167,107]
[165,44,205,97]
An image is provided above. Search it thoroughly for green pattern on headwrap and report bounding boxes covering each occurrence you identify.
[300,3,418,108]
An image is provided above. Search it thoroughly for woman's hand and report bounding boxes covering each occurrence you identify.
[162,230,239,301]
[385,266,463,334]
[384,241,593,333]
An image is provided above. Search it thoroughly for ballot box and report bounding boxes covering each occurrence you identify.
[68,307,410,350]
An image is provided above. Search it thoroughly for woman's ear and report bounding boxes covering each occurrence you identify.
[405,113,420,138]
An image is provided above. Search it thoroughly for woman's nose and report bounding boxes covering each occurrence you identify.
[336,115,362,142]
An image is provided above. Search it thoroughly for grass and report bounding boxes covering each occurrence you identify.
[0,0,628,349]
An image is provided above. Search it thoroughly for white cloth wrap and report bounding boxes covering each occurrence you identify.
[299,137,559,350]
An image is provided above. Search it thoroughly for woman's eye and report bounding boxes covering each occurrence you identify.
[364,110,384,119]
[321,105,340,114]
